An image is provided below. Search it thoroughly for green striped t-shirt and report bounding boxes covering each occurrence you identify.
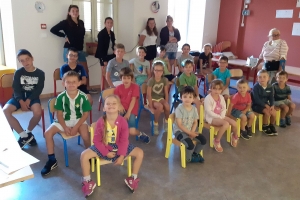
[55,90,92,121]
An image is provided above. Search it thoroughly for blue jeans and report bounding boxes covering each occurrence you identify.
[231,108,253,118]
[166,52,177,60]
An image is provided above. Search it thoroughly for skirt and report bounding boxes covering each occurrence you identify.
[145,45,157,61]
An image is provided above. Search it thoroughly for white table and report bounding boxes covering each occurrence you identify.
[0,107,34,188]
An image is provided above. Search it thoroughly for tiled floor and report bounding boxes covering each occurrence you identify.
[1,83,300,200]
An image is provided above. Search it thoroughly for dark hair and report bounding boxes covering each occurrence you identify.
[104,17,113,23]
[166,15,173,22]
[183,59,194,67]
[62,70,80,81]
[16,49,33,58]
[276,70,288,78]
[210,79,223,89]
[158,45,166,52]
[257,69,268,76]
[68,47,78,54]
[145,18,158,36]
[236,78,248,86]
[119,67,134,79]
[180,86,196,98]
[151,61,164,77]
[66,5,82,27]
[182,43,190,50]
[114,43,125,50]
[219,56,228,63]
[138,46,147,53]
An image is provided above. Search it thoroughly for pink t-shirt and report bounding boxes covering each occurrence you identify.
[213,98,222,115]
[231,92,251,111]
[114,83,139,116]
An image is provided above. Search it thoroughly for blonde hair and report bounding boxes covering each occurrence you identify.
[202,43,212,52]
[268,28,280,37]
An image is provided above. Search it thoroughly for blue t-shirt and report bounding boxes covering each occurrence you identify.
[212,68,231,85]
[60,64,87,80]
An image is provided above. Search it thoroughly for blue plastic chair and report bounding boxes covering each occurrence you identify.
[48,98,81,167]
[170,78,182,113]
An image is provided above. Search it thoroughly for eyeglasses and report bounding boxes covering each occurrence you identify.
[68,54,78,58]
[218,61,227,64]
[272,34,280,37]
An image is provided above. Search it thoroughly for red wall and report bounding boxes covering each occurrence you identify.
[217,0,300,67]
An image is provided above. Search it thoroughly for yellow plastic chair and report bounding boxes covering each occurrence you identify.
[90,122,132,186]
[165,113,203,168]
[255,109,281,131]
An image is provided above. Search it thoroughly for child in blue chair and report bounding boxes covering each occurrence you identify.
[114,67,150,143]
[80,95,144,197]
[173,86,206,163]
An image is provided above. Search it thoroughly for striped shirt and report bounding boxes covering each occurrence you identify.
[259,39,288,61]
[272,82,291,101]
[55,90,91,121]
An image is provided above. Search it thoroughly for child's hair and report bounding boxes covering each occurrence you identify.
[257,69,269,76]
[62,70,80,81]
[180,86,196,98]
[152,61,164,77]
[276,70,288,78]
[104,17,113,23]
[236,78,248,86]
[183,59,194,68]
[16,49,33,58]
[114,43,125,50]
[119,67,134,79]
[219,56,228,63]
[210,79,223,89]
[68,47,78,54]
[202,43,212,51]
[158,45,166,52]
[66,5,83,28]
[137,46,147,54]
[181,43,190,50]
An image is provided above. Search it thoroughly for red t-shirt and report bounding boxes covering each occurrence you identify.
[114,83,139,116]
[231,92,251,111]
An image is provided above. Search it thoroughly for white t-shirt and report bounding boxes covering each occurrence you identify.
[140,29,157,47]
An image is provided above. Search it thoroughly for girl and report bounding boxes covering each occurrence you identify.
[153,46,175,83]
[80,95,144,197]
[204,80,238,153]
[147,61,170,135]
[198,43,213,75]
[176,43,194,77]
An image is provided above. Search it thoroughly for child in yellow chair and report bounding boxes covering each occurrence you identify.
[173,86,206,162]
[80,95,144,197]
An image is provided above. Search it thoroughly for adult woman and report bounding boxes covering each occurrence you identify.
[50,5,89,88]
[138,18,158,66]
[159,15,181,67]
[253,28,288,83]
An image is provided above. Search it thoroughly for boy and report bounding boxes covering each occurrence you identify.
[176,43,194,77]
[114,67,150,143]
[212,56,231,100]
[227,79,255,140]
[154,45,175,82]
[273,71,296,127]
[106,43,129,87]
[60,47,93,105]
[173,86,206,162]
[251,69,277,136]
[41,71,91,176]
[129,46,151,85]
[178,59,203,115]
[3,49,45,148]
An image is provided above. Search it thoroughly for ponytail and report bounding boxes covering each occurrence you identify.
[102,114,108,145]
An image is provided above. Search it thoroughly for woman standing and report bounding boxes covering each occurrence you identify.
[50,5,90,89]
[160,15,181,67]
[138,18,158,66]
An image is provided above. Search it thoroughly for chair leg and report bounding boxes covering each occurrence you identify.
[150,114,154,136]
[236,118,241,138]
[275,109,280,126]
[252,116,257,134]
[210,127,214,148]
[127,156,132,177]
[91,158,95,172]
[200,150,203,157]
[227,125,231,143]
[165,139,172,158]
[170,103,174,114]
[63,139,69,167]
[180,143,186,168]
[96,158,101,186]
[258,114,263,131]
[89,111,92,124]
[41,109,45,134]
[77,136,81,145]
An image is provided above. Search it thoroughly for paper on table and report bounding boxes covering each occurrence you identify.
[0,149,39,174]
[276,10,293,18]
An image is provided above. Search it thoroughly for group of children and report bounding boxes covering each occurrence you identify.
[3,44,296,198]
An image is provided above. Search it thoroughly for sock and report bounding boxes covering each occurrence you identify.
[131,174,138,180]
[26,129,32,133]
[83,175,91,182]
[19,130,28,138]
[214,139,220,143]
[48,154,56,162]
[139,132,143,136]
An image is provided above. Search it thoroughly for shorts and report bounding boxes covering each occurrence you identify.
[221,87,230,96]
[89,143,135,162]
[231,108,253,118]
[164,74,175,82]
[52,119,88,132]
[135,75,148,86]
[121,112,137,128]
[274,99,292,107]
[100,54,116,66]
[146,98,164,105]
[145,45,157,61]
[252,104,267,114]
[112,81,123,87]
[63,48,87,62]
[7,93,41,110]
[166,52,177,60]
[78,85,89,94]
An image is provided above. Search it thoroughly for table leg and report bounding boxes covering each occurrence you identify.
[246,68,250,80]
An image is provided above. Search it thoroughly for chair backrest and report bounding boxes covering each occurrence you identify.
[0,73,14,88]
[48,97,57,124]
[206,73,214,84]
[169,113,175,123]
[53,68,62,96]
[90,122,97,145]
[230,69,243,78]
[101,88,115,101]
[0,73,14,106]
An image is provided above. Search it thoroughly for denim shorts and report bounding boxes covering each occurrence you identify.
[121,112,137,128]
[63,48,87,62]
[7,95,40,110]
[166,52,177,60]
[231,108,253,118]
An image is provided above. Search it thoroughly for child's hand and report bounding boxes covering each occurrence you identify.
[25,99,31,109]
[19,100,29,111]
[63,126,72,135]
[107,152,116,158]
[242,110,247,114]
[124,112,130,120]
[119,105,125,114]
[189,132,198,138]
[270,106,274,112]
[70,126,78,136]
[114,156,124,165]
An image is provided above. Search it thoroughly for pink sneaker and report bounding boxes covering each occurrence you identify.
[82,180,96,197]
[124,177,140,193]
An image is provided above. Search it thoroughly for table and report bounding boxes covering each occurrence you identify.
[0,107,34,188]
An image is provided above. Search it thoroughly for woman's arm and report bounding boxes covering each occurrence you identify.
[50,21,66,38]
[138,35,146,46]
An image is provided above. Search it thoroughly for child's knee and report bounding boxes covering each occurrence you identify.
[240,115,247,122]
[249,113,255,119]
[184,138,195,150]
[196,134,206,145]
[290,103,296,109]
[134,147,144,159]
[223,121,230,129]
[32,109,42,117]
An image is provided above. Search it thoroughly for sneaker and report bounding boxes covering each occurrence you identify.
[139,132,150,144]
[28,134,37,146]
[190,154,201,163]
[240,130,250,140]
[41,159,58,176]
[262,125,274,136]
[246,126,252,137]
[82,180,96,197]
[286,116,291,126]
[18,132,34,149]
[194,153,205,163]
[89,89,98,94]
[213,139,223,153]
[269,124,278,136]
[153,123,159,135]
[279,119,286,128]
[124,177,140,193]
[231,133,238,147]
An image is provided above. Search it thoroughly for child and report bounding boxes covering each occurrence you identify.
[147,61,170,135]
[273,71,296,127]
[80,95,144,197]
[154,45,175,82]
[176,43,194,77]
[198,43,213,75]
[3,49,45,148]
[114,67,150,143]
[178,59,203,115]
[173,86,206,162]
[212,56,231,100]
[204,80,238,152]
[251,69,277,135]
[129,46,151,85]
[60,47,93,105]
[106,43,130,87]
[227,79,255,140]
[41,71,91,176]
